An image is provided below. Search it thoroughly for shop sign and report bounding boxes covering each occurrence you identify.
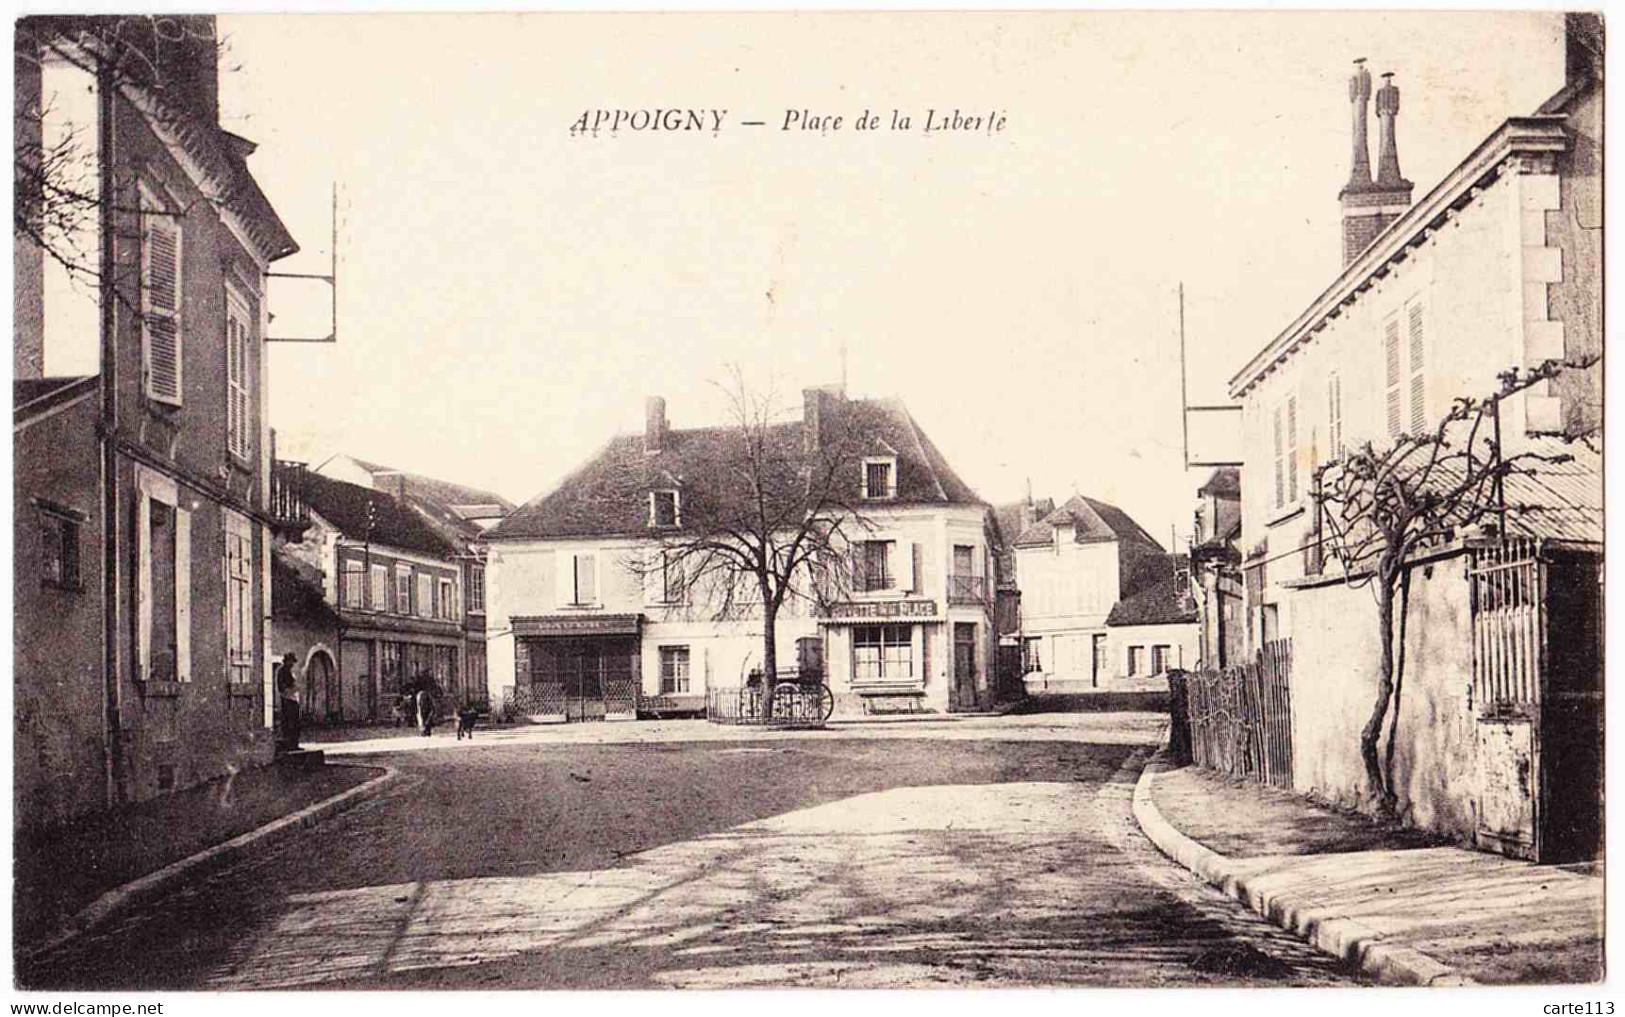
[513,614,642,637]
[822,600,938,621]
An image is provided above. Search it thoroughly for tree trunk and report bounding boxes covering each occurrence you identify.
[1383,568,1412,812]
[1360,578,1398,816]
[759,599,778,722]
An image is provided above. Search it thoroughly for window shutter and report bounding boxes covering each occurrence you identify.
[1408,303,1426,435]
[1328,373,1343,458]
[1272,406,1284,509]
[1286,395,1299,503]
[175,506,191,682]
[555,552,573,607]
[904,542,919,592]
[137,490,153,680]
[1384,317,1402,439]
[142,209,183,405]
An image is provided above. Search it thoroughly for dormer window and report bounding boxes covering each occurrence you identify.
[650,489,680,528]
[862,457,897,500]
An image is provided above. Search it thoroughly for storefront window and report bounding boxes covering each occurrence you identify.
[853,624,912,681]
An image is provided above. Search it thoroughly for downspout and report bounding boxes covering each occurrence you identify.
[97,59,125,808]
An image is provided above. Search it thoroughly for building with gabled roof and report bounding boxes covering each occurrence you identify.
[483,388,1000,719]
[274,472,469,724]
[1011,493,1195,687]
[311,456,517,717]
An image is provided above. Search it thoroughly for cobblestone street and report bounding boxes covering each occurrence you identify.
[22,716,1360,989]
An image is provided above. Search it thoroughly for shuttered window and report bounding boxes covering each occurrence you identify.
[224,510,253,684]
[225,289,252,459]
[416,573,433,618]
[370,563,389,611]
[1384,315,1402,439]
[140,186,183,405]
[136,466,190,682]
[574,554,597,604]
[1408,302,1427,435]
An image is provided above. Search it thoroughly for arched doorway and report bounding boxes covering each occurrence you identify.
[304,650,338,725]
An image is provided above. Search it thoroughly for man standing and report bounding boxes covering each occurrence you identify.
[276,652,301,751]
[416,684,436,737]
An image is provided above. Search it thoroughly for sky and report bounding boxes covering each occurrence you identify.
[214,11,1566,549]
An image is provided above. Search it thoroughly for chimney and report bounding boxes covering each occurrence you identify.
[644,396,668,454]
[1339,62,1414,267]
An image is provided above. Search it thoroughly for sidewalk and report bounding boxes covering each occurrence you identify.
[1134,754,1605,985]
[16,759,387,954]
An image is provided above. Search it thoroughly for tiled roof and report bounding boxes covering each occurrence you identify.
[333,457,515,544]
[488,396,985,541]
[1107,554,1198,627]
[1438,436,1603,546]
[302,472,455,558]
[1013,494,1164,551]
[1198,467,1241,499]
[992,498,1053,553]
[271,550,341,627]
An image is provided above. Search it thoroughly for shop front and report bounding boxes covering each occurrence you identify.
[512,614,642,721]
[820,598,983,713]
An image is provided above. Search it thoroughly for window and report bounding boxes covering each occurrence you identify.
[859,540,893,592]
[468,564,485,614]
[225,287,252,460]
[416,573,433,618]
[853,624,913,681]
[370,563,389,612]
[139,184,183,406]
[396,565,412,615]
[1127,645,1145,677]
[660,646,691,694]
[1022,636,1043,673]
[1151,645,1170,674]
[438,578,456,619]
[225,510,253,685]
[342,556,365,608]
[650,490,679,528]
[1260,603,1281,645]
[573,553,597,605]
[136,466,189,682]
[38,503,82,590]
[952,545,974,576]
[862,457,896,500]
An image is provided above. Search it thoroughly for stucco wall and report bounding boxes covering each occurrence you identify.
[1287,558,1477,839]
[14,395,108,834]
[1106,622,1200,680]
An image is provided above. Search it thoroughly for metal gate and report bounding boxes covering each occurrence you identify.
[1468,537,1543,859]
[514,636,638,722]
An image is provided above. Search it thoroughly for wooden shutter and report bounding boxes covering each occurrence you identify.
[1272,406,1284,509]
[175,506,191,682]
[1407,302,1426,435]
[1286,395,1299,503]
[142,201,183,405]
[1384,316,1402,439]
[577,554,597,604]
[1327,373,1343,458]
[903,542,919,591]
[225,295,251,459]
[137,490,152,679]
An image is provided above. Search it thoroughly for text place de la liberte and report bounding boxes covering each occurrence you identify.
[568,107,1008,137]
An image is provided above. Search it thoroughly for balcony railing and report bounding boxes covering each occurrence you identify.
[947,573,986,604]
[270,459,312,540]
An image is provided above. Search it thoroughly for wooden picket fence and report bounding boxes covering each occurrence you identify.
[1177,640,1294,789]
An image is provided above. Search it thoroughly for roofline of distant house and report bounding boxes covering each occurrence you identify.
[482,498,993,543]
[1228,114,1570,399]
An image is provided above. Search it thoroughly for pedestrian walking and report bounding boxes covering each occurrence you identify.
[416,685,436,737]
[276,652,301,751]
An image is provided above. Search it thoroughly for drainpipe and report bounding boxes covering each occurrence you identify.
[97,59,125,808]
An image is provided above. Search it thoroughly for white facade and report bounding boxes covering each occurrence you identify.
[484,502,997,715]
[1014,529,1120,684]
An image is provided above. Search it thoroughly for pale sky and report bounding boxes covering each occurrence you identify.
[215,11,1566,548]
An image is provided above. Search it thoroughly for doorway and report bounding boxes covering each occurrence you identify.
[953,623,978,710]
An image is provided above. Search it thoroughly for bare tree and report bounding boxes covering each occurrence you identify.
[1312,357,1594,816]
[627,368,890,718]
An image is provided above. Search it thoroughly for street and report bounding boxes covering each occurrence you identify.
[21,715,1360,989]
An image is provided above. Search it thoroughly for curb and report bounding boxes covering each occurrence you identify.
[1131,749,1475,987]
[23,764,400,965]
